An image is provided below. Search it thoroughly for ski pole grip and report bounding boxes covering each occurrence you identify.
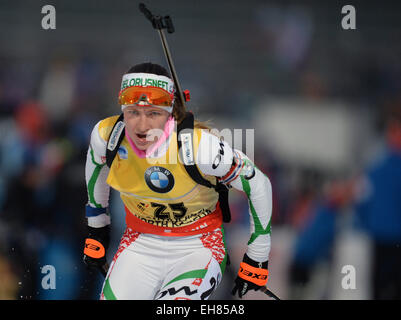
[164,16,175,33]
[139,3,174,32]
[139,3,153,21]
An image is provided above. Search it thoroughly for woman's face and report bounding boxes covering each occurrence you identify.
[123,106,170,151]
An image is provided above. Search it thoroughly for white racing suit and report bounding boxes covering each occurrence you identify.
[85,116,273,300]
[102,230,226,300]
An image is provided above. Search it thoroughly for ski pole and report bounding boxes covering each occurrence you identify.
[260,286,281,300]
[138,3,187,109]
[99,262,109,278]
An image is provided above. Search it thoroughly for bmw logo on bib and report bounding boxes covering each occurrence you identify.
[145,166,174,193]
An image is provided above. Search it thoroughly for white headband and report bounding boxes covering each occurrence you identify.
[120,72,175,94]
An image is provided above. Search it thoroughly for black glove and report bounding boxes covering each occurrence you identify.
[232,253,269,299]
[83,225,110,277]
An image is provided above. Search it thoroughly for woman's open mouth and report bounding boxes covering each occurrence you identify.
[133,131,160,147]
[135,133,149,145]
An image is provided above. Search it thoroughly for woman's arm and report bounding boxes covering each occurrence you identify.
[196,130,272,263]
[85,121,111,228]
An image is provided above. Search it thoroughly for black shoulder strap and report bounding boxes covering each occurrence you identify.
[177,112,215,189]
[177,112,231,223]
[106,113,125,168]
[216,182,231,223]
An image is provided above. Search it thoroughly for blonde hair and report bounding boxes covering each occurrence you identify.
[173,95,212,131]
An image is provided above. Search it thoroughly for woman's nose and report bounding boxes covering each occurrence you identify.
[136,114,149,133]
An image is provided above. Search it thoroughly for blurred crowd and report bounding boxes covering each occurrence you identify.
[0,1,401,300]
[0,59,106,299]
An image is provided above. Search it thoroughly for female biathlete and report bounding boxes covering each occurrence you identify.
[83,62,273,300]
